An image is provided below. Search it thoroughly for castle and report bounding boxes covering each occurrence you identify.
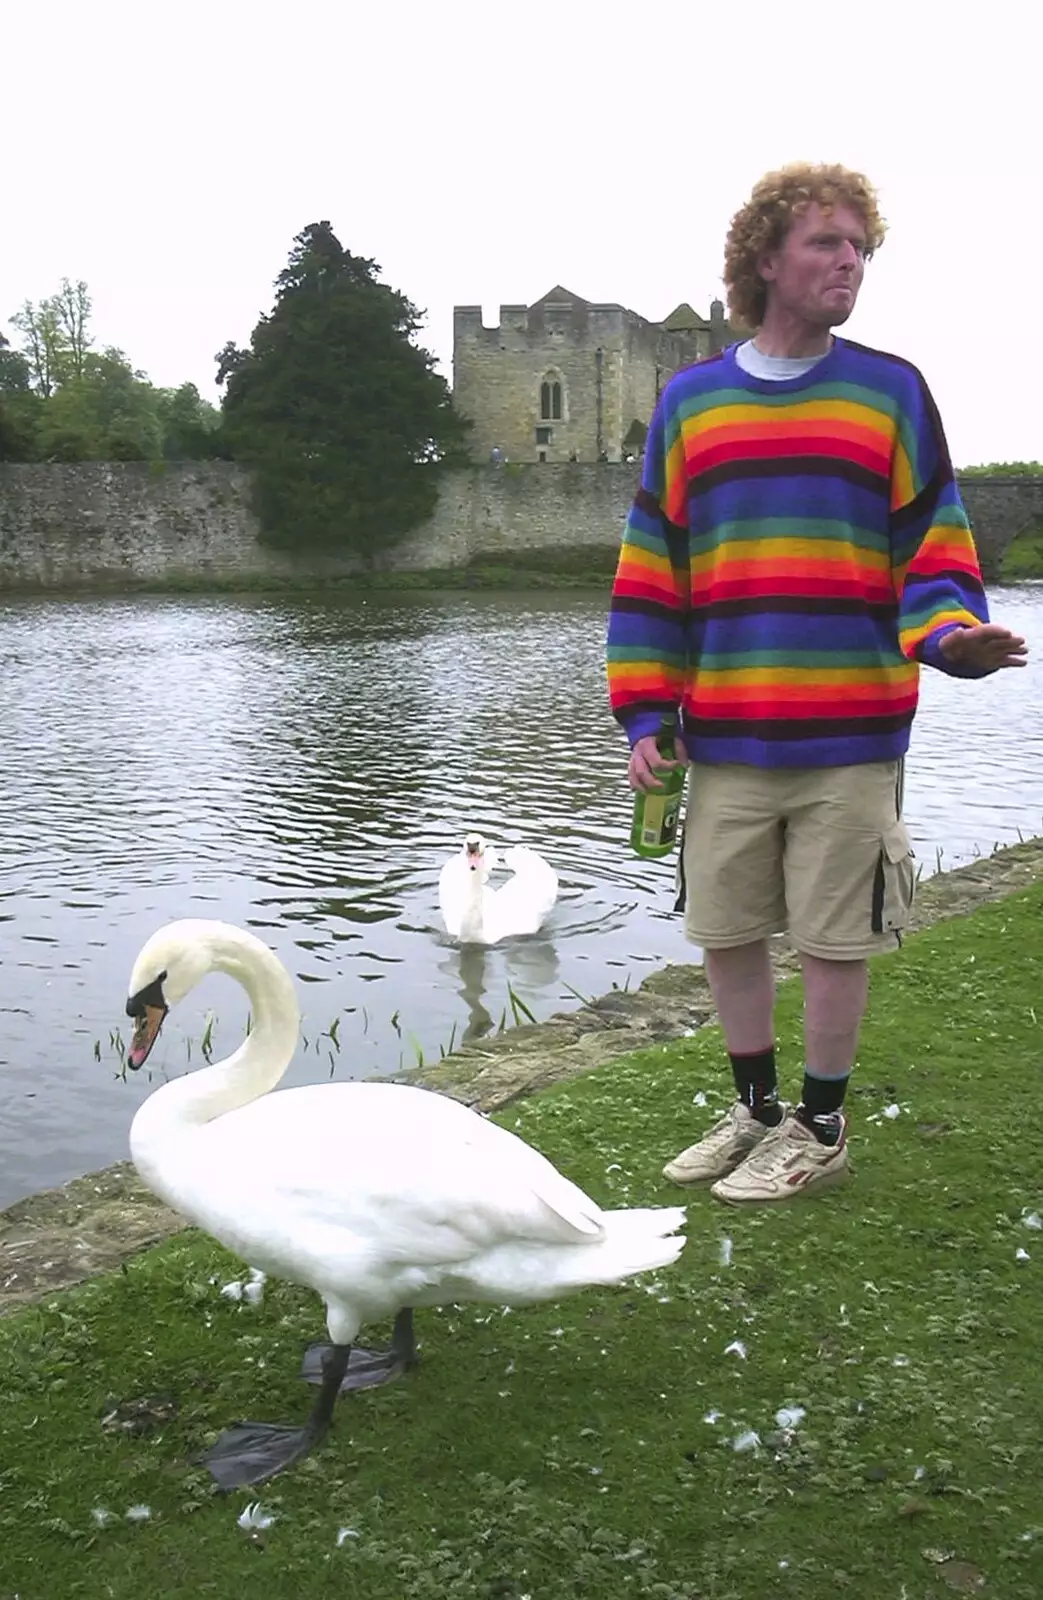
[452,285,735,464]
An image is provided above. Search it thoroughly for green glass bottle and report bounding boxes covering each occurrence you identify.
[630,719,686,859]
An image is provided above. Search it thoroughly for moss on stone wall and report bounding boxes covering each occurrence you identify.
[999,522,1043,580]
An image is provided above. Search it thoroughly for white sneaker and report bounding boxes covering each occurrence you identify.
[710,1112,850,1204]
[662,1101,782,1186]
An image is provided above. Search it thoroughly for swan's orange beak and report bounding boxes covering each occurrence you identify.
[127,1002,168,1071]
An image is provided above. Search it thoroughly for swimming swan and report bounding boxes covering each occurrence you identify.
[439,833,559,944]
[124,919,686,1489]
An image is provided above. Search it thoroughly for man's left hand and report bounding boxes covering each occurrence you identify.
[938,624,1028,671]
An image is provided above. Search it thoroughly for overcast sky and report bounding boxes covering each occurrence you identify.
[4,0,1039,467]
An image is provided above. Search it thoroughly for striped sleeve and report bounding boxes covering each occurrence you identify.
[605,397,689,744]
[890,372,991,676]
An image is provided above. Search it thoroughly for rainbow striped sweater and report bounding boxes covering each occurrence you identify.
[606,338,990,768]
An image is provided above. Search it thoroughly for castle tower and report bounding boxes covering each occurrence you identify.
[453,288,734,463]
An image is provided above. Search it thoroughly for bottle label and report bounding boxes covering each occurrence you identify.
[638,791,682,847]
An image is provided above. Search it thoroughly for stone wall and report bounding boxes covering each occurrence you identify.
[0,461,1040,592]
[958,477,1043,574]
[388,462,636,571]
[0,462,281,588]
[0,461,640,590]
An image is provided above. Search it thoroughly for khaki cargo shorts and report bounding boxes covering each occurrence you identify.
[677,760,916,959]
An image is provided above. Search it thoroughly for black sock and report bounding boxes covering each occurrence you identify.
[796,1070,850,1145]
[729,1048,784,1126]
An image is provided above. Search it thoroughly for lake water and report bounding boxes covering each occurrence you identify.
[1,585,1041,1208]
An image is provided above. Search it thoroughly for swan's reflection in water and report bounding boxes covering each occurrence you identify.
[456,945,494,1041]
[504,935,561,996]
[441,936,562,1044]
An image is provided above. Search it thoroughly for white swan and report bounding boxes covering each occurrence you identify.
[124,919,686,1489]
[439,833,559,944]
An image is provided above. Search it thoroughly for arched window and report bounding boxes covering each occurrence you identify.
[540,378,563,421]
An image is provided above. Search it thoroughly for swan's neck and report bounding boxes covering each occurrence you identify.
[130,928,300,1170]
[459,866,487,941]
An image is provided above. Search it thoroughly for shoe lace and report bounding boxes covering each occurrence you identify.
[739,1120,796,1178]
[701,1108,747,1152]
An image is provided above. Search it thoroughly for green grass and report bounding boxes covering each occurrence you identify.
[3,888,1043,1598]
[999,524,1043,580]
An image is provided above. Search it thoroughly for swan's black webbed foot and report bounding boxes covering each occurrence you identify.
[302,1307,418,1393]
[203,1342,352,1489]
[204,1420,322,1489]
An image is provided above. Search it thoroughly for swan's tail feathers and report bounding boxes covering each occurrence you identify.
[477,1205,687,1299]
[602,1204,687,1235]
[587,1205,687,1281]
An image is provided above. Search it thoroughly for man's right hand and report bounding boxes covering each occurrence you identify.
[628,734,688,792]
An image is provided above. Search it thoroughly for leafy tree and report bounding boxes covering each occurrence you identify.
[217,221,469,553]
[52,278,93,379]
[32,381,104,460]
[33,349,162,461]
[0,334,32,392]
[9,278,93,395]
[0,333,42,460]
[155,382,227,459]
[10,299,67,398]
[4,274,234,462]
[959,461,1043,476]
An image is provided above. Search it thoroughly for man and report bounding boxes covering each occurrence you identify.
[606,163,1027,1205]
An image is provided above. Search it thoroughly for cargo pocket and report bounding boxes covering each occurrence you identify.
[871,821,916,935]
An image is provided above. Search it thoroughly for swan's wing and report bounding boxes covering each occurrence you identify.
[481,846,501,878]
[485,849,559,937]
[439,855,467,896]
[502,845,553,876]
[433,1107,605,1237]
[305,1093,605,1250]
[438,856,466,936]
[298,1144,602,1263]
[190,1083,603,1266]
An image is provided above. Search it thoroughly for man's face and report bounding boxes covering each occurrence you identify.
[758,200,868,329]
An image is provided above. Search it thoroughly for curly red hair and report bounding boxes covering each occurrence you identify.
[723,163,887,331]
